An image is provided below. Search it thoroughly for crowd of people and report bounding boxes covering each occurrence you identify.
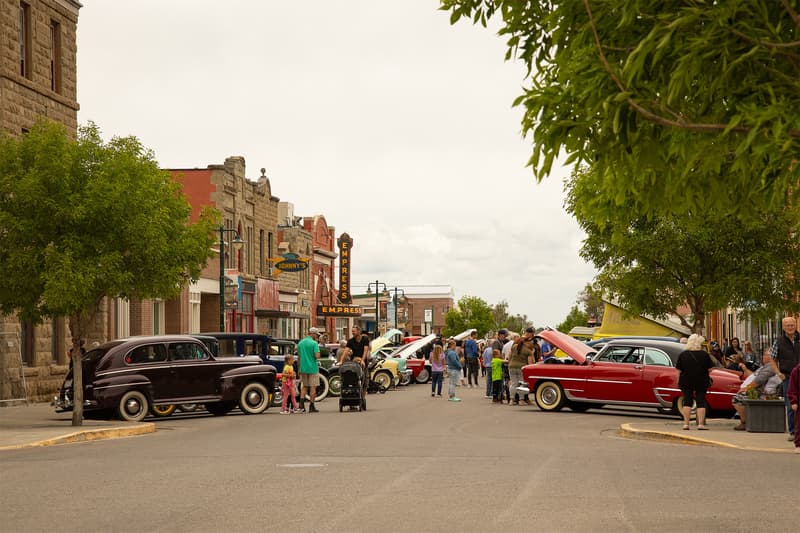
[421,327,546,405]
[286,320,800,454]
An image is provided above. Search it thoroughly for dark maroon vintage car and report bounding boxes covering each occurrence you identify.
[54,335,276,421]
[521,328,741,416]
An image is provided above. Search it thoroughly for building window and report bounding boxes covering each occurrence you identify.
[268,232,274,276]
[280,303,296,338]
[20,2,31,79]
[247,226,254,273]
[51,318,67,364]
[153,300,165,335]
[189,284,201,333]
[237,223,243,271]
[223,219,233,269]
[50,20,62,93]
[116,298,130,338]
[21,320,34,366]
[259,230,264,275]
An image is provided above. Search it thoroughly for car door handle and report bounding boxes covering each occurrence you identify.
[634,365,643,370]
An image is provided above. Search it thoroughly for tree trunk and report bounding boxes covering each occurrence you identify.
[68,312,88,427]
[70,340,83,427]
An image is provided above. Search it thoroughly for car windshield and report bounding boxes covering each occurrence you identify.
[594,345,642,363]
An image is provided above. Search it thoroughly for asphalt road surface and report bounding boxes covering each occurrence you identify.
[2,383,796,532]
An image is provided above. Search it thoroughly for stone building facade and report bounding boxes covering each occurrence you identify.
[0,0,81,403]
[167,157,281,335]
[0,0,80,136]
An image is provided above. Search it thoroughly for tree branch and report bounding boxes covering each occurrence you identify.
[729,27,800,51]
[783,0,800,27]
[583,0,800,138]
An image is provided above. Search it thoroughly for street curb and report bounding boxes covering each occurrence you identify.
[618,423,793,454]
[0,423,156,451]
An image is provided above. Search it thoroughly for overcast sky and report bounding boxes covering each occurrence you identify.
[76,1,596,328]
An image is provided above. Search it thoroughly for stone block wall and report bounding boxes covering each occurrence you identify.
[0,0,79,135]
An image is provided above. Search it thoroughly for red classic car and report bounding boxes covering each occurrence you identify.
[521,329,742,415]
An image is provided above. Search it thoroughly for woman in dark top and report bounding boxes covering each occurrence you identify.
[675,333,714,430]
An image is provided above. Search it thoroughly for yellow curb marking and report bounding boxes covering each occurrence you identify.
[619,423,793,454]
[0,423,156,451]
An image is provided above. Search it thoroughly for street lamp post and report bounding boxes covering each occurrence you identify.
[218,226,244,331]
[366,280,388,337]
[387,287,406,330]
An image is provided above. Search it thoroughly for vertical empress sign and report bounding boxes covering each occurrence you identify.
[337,233,353,303]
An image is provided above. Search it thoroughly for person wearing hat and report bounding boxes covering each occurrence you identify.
[297,327,322,413]
[508,327,536,405]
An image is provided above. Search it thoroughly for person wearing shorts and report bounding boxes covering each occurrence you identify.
[297,327,321,413]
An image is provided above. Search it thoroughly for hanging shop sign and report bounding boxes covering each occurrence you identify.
[316,304,362,317]
[337,233,353,303]
[268,253,310,273]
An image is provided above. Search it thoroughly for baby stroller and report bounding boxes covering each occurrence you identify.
[339,361,366,412]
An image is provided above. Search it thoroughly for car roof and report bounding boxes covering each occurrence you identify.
[586,336,679,347]
[602,338,688,364]
[99,335,207,349]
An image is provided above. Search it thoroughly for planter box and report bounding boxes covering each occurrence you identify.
[742,399,786,433]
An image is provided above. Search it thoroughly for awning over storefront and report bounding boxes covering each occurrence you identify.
[255,309,289,318]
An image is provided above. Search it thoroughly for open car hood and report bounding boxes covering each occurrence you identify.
[370,337,391,356]
[452,328,477,341]
[388,334,437,359]
[537,328,594,364]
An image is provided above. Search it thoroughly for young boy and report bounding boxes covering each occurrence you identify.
[491,349,504,403]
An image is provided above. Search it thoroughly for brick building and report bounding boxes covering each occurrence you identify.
[0,0,81,402]
[303,215,338,338]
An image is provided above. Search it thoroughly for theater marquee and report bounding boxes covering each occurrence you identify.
[317,304,362,317]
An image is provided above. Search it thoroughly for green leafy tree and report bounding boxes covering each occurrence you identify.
[567,166,800,333]
[491,300,533,334]
[442,1,800,216]
[578,283,604,325]
[443,295,495,337]
[0,121,217,425]
[556,305,589,334]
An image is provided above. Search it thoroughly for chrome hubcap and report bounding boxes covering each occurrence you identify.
[125,398,141,415]
[246,390,262,406]
[541,387,557,405]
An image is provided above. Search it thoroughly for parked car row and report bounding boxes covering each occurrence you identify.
[52,330,468,423]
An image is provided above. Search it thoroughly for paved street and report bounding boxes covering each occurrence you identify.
[2,383,797,533]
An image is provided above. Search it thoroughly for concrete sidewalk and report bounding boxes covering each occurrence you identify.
[620,418,798,453]
[0,402,155,451]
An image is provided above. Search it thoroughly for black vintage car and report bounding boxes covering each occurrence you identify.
[54,335,276,421]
